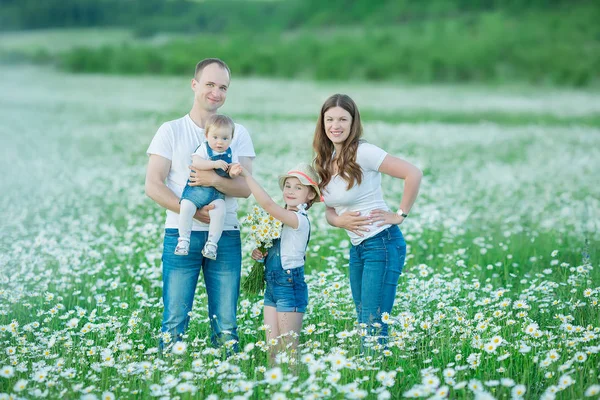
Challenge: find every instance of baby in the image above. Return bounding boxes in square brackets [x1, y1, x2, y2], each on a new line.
[175, 114, 240, 259]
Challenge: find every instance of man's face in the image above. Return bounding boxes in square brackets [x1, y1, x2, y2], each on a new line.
[192, 63, 230, 112]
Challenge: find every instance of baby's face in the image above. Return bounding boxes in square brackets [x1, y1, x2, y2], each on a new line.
[206, 126, 233, 153]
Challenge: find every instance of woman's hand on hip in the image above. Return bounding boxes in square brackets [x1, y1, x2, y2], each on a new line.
[369, 209, 404, 227]
[336, 211, 372, 237]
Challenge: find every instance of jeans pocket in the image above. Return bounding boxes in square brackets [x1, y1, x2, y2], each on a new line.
[276, 272, 294, 288]
[220, 230, 242, 248]
[384, 265, 402, 285]
[292, 271, 306, 289]
[384, 244, 406, 285]
[165, 229, 179, 238]
[221, 230, 241, 238]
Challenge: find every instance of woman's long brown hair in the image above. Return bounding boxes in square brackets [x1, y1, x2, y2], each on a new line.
[312, 94, 363, 192]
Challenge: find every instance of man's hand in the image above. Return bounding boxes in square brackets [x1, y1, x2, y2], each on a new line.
[213, 160, 229, 172]
[188, 166, 216, 187]
[193, 204, 215, 224]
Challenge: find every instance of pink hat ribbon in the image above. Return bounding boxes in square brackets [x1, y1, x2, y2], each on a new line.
[287, 170, 318, 187]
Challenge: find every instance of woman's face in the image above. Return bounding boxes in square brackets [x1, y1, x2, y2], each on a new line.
[323, 106, 353, 148]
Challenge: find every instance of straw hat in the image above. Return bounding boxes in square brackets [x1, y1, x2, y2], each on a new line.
[278, 162, 321, 202]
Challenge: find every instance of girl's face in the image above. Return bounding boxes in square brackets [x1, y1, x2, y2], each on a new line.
[323, 106, 353, 148]
[206, 126, 233, 152]
[282, 177, 316, 209]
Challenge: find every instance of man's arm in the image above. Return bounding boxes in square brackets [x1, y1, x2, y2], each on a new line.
[188, 156, 253, 198]
[145, 155, 180, 213]
[145, 154, 212, 223]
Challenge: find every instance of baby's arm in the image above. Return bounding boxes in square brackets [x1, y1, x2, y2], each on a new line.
[192, 155, 228, 172]
[229, 164, 300, 229]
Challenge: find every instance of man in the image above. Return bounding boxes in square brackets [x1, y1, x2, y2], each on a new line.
[145, 58, 255, 352]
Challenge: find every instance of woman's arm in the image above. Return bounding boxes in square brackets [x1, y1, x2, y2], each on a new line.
[326, 206, 372, 237]
[370, 154, 422, 226]
[229, 164, 300, 229]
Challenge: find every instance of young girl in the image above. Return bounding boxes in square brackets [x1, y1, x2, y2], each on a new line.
[176, 114, 241, 258]
[229, 162, 320, 360]
[312, 94, 422, 346]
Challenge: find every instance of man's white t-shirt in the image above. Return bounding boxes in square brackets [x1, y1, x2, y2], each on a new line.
[280, 210, 310, 270]
[322, 142, 390, 245]
[147, 114, 255, 231]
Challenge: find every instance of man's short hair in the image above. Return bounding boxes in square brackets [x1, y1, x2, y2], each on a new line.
[194, 58, 231, 80]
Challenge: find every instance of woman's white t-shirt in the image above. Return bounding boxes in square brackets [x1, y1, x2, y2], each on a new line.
[322, 142, 390, 245]
[280, 210, 310, 270]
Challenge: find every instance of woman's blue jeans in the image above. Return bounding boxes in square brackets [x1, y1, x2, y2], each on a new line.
[160, 228, 241, 352]
[349, 225, 406, 339]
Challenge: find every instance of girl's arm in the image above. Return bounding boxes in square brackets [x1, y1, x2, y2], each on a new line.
[370, 154, 422, 226]
[191, 155, 228, 171]
[229, 164, 300, 229]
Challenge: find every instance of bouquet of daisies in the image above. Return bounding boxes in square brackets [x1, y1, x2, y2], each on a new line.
[242, 206, 282, 295]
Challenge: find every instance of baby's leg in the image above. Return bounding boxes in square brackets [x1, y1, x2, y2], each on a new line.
[178, 199, 197, 242]
[207, 199, 226, 244]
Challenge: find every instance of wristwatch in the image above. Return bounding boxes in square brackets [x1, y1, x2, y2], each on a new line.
[396, 208, 408, 218]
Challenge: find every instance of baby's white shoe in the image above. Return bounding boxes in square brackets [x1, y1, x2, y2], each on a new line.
[175, 238, 190, 256]
[202, 241, 218, 260]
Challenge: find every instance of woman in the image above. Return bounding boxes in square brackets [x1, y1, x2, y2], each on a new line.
[313, 93, 422, 346]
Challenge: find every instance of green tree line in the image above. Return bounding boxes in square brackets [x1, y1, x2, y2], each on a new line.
[0, 0, 589, 35]
[57, 3, 599, 86]
[1, 0, 598, 86]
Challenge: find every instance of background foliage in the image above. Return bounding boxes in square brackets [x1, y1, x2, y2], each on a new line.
[1, 0, 598, 86]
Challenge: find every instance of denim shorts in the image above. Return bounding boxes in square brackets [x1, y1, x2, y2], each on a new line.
[180, 183, 225, 209]
[264, 266, 308, 313]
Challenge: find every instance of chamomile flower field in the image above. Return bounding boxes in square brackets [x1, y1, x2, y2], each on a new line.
[1, 65, 599, 399]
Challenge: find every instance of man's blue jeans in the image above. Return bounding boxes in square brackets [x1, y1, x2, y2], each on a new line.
[349, 225, 406, 339]
[160, 228, 241, 351]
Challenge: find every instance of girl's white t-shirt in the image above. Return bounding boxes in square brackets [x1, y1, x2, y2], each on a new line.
[322, 142, 390, 245]
[280, 210, 310, 270]
[146, 114, 255, 231]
